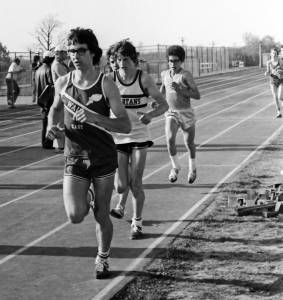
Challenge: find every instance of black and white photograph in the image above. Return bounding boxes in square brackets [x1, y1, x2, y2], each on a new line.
[0, 0, 283, 299]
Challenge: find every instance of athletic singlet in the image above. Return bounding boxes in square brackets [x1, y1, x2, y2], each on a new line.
[268, 60, 280, 72]
[162, 69, 192, 110]
[112, 69, 151, 144]
[61, 72, 117, 163]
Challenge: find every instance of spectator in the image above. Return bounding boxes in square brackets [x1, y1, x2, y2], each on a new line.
[35, 51, 55, 149]
[5, 57, 25, 108]
[51, 44, 69, 152]
[31, 55, 42, 103]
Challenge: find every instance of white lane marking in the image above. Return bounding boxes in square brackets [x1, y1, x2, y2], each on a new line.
[200, 74, 262, 92]
[0, 101, 274, 269]
[0, 130, 40, 143]
[0, 121, 40, 131]
[0, 221, 70, 265]
[0, 143, 40, 157]
[0, 154, 61, 178]
[150, 82, 267, 127]
[0, 179, 62, 209]
[92, 114, 283, 300]
[153, 90, 269, 142]
[0, 92, 271, 208]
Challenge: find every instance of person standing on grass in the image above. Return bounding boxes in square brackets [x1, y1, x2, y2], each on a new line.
[109, 40, 168, 240]
[46, 27, 131, 279]
[265, 48, 283, 118]
[160, 45, 200, 184]
[5, 57, 25, 108]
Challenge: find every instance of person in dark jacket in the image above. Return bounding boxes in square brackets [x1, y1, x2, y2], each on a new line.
[31, 55, 42, 103]
[35, 51, 55, 149]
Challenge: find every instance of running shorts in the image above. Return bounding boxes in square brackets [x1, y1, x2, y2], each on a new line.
[64, 156, 117, 180]
[116, 141, 153, 155]
[165, 108, 196, 130]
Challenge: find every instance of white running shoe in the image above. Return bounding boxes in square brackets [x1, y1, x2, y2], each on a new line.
[188, 169, 197, 184]
[169, 168, 180, 183]
[95, 256, 109, 279]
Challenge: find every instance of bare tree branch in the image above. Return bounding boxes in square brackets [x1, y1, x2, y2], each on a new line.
[32, 14, 62, 50]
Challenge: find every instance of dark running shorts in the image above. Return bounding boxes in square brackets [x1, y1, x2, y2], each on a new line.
[270, 75, 283, 88]
[64, 156, 117, 180]
[116, 141, 153, 155]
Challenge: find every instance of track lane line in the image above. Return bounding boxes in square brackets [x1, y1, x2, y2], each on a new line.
[93, 109, 283, 300]
[0, 101, 275, 269]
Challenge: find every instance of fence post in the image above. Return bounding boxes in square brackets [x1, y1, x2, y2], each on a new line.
[259, 42, 262, 68]
[157, 44, 160, 84]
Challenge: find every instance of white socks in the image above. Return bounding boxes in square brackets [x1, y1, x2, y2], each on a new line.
[169, 155, 181, 170]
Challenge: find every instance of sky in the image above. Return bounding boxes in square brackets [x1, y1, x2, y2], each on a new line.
[1, 0, 282, 51]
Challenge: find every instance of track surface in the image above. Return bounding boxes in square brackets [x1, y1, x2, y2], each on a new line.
[1, 68, 281, 300]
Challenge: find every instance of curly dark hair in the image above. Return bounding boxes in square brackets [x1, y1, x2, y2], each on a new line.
[166, 45, 186, 62]
[67, 27, 102, 65]
[112, 40, 139, 65]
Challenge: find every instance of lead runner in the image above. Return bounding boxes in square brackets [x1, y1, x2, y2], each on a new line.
[46, 27, 131, 279]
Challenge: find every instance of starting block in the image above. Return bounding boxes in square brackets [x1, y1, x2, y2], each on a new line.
[231, 184, 283, 217]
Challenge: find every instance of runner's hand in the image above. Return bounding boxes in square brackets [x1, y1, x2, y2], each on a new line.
[46, 126, 59, 140]
[137, 111, 151, 125]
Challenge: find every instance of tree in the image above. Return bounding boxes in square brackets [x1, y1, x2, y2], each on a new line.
[0, 42, 11, 73]
[261, 35, 281, 53]
[0, 42, 10, 60]
[33, 15, 62, 51]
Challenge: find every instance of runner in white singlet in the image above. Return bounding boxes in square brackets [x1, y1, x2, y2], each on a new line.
[108, 40, 168, 240]
[160, 45, 200, 184]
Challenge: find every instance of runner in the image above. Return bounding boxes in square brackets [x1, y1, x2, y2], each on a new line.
[106, 44, 119, 72]
[160, 45, 200, 184]
[265, 48, 283, 117]
[46, 27, 131, 279]
[109, 40, 168, 239]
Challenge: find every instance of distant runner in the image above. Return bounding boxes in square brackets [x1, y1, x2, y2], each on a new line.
[160, 45, 200, 183]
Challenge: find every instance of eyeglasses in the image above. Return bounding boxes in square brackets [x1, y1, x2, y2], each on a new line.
[68, 48, 89, 55]
[169, 59, 180, 63]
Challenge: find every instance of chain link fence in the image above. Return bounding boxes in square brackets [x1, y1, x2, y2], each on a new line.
[0, 46, 255, 98]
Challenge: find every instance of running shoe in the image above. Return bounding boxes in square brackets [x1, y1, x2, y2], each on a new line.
[110, 206, 124, 219]
[168, 168, 180, 183]
[95, 256, 110, 279]
[87, 183, 95, 212]
[130, 224, 143, 240]
[188, 169, 197, 184]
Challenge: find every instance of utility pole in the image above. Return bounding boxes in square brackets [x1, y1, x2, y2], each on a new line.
[259, 41, 262, 68]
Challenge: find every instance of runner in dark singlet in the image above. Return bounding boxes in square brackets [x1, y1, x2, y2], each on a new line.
[46, 27, 131, 279]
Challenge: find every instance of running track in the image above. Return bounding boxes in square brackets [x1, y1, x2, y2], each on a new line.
[1, 68, 282, 300]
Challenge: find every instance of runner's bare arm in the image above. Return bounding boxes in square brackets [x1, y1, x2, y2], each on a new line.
[174, 70, 200, 100]
[159, 71, 166, 95]
[138, 72, 168, 124]
[265, 61, 271, 76]
[47, 76, 66, 130]
[74, 76, 131, 134]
